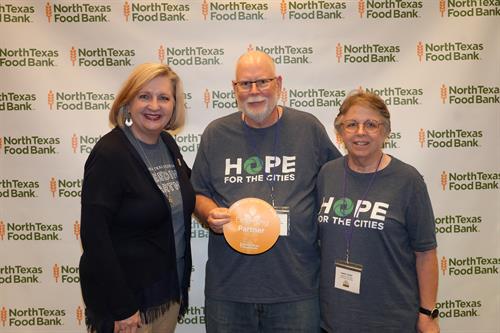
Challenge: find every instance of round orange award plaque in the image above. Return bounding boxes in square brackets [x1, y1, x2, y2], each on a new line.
[223, 197, 280, 255]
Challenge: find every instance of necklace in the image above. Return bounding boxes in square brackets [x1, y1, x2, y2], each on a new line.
[347, 152, 385, 173]
[341, 153, 384, 263]
[133, 135, 174, 206]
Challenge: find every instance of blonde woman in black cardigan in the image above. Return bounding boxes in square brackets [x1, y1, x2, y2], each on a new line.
[79, 63, 195, 333]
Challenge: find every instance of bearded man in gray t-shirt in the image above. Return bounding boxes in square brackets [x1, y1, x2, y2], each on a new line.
[191, 50, 341, 333]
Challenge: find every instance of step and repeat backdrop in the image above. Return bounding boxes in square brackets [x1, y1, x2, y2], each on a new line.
[0, 0, 499, 332]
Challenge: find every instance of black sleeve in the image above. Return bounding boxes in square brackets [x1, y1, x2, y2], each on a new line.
[80, 143, 138, 320]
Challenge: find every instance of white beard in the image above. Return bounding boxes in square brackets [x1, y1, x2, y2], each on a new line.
[238, 95, 277, 124]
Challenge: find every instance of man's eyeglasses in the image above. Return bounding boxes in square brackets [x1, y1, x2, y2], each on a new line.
[341, 120, 384, 134]
[233, 78, 277, 92]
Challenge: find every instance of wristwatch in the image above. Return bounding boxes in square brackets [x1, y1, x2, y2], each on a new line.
[419, 306, 439, 319]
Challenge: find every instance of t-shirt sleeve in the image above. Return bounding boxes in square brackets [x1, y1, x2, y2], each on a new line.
[315, 163, 328, 207]
[191, 129, 214, 198]
[405, 173, 437, 252]
[315, 118, 342, 166]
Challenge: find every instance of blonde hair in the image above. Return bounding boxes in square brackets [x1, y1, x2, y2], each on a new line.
[109, 63, 185, 130]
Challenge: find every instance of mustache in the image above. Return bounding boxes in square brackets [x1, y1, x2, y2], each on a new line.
[245, 96, 266, 103]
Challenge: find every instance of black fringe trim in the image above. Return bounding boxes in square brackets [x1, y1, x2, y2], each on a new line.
[84, 309, 113, 333]
[140, 299, 178, 324]
[84, 298, 186, 333]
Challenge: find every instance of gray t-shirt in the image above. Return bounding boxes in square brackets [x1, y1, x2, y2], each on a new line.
[316, 156, 437, 332]
[124, 127, 185, 262]
[191, 107, 341, 303]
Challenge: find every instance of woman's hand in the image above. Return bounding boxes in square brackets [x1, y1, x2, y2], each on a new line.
[417, 313, 440, 333]
[114, 311, 141, 333]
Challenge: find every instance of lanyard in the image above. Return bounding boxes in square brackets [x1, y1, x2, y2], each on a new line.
[342, 153, 383, 263]
[242, 109, 281, 206]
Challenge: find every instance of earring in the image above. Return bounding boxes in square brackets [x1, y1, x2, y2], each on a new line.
[124, 111, 133, 127]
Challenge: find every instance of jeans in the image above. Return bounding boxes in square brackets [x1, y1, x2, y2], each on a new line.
[205, 296, 320, 333]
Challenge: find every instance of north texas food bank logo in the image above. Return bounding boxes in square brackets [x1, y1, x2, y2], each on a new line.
[441, 256, 448, 275]
[0, 306, 84, 327]
[417, 42, 424, 61]
[69, 47, 77, 65]
[441, 84, 448, 103]
[278, 0, 346, 20]
[418, 128, 482, 150]
[158, 45, 167, 64]
[0, 221, 5, 240]
[202, 88, 288, 109]
[157, 44, 223, 66]
[52, 264, 80, 283]
[69, 47, 135, 67]
[335, 43, 399, 63]
[439, 170, 499, 191]
[416, 41, 483, 62]
[202, 89, 236, 110]
[48, 90, 54, 109]
[336, 43, 343, 62]
[70, 134, 101, 154]
[441, 171, 448, 190]
[1, 306, 6, 326]
[201, 0, 267, 21]
[204, 89, 210, 108]
[440, 256, 500, 276]
[358, 0, 365, 17]
[45, 1, 110, 23]
[123, 1, 189, 22]
[49, 177, 57, 197]
[439, 0, 446, 17]
[280, 0, 286, 18]
[76, 306, 83, 325]
[418, 129, 425, 147]
[357, 0, 422, 18]
[202, 0, 208, 19]
[280, 88, 288, 106]
[438, 0, 499, 17]
[47, 90, 113, 112]
[45, 2, 52, 22]
[49, 178, 82, 198]
[439, 84, 500, 104]
[74, 221, 80, 240]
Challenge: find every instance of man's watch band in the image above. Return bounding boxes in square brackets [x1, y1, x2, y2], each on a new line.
[419, 306, 439, 319]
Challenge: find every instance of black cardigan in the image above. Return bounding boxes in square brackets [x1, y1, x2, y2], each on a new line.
[79, 127, 195, 329]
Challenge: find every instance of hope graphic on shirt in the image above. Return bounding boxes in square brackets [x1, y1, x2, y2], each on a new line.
[223, 155, 296, 184]
[317, 196, 389, 231]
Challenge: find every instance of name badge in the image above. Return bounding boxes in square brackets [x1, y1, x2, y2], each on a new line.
[274, 206, 290, 236]
[334, 260, 363, 294]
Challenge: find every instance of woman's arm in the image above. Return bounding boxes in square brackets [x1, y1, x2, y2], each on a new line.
[415, 248, 440, 333]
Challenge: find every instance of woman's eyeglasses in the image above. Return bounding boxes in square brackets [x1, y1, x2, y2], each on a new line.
[341, 120, 384, 134]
